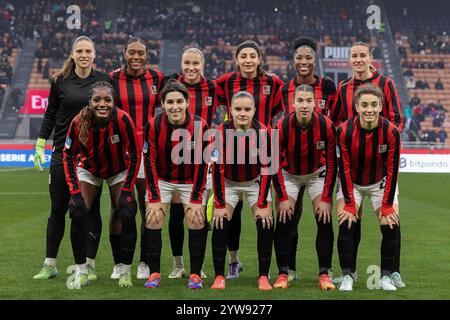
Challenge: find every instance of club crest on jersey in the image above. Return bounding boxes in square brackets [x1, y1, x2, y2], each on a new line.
[316, 141, 325, 150]
[317, 99, 326, 109]
[263, 85, 271, 95]
[204, 96, 213, 106]
[211, 149, 219, 162]
[65, 137, 72, 149]
[151, 85, 157, 94]
[110, 134, 120, 144]
[379, 144, 387, 153]
[143, 142, 149, 154]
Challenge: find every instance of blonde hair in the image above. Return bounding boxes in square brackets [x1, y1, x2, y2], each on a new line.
[52, 36, 95, 81]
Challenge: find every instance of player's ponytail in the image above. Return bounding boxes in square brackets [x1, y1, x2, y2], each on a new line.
[52, 36, 95, 81]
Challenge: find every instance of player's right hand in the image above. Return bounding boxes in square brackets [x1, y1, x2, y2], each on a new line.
[33, 138, 46, 172]
[212, 207, 228, 229]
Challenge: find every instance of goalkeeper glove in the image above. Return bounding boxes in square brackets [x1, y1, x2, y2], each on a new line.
[34, 138, 46, 172]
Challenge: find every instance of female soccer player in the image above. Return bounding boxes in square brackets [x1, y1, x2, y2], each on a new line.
[273, 37, 337, 282]
[142, 79, 210, 289]
[210, 91, 274, 291]
[33, 36, 110, 281]
[63, 81, 140, 289]
[330, 42, 405, 288]
[335, 85, 401, 291]
[272, 85, 337, 290]
[215, 40, 284, 280]
[109, 37, 164, 280]
[164, 48, 224, 280]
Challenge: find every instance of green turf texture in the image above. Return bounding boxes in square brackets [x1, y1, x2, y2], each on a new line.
[0, 168, 449, 299]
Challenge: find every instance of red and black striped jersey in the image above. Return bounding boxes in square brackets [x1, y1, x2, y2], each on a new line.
[143, 112, 209, 204]
[337, 116, 401, 216]
[163, 73, 225, 127]
[212, 119, 272, 209]
[272, 112, 337, 203]
[330, 70, 403, 131]
[274, 75, 336, 116]
[63, 107, 140, 195]
[109, 67, 164, 149]
[215, 71, 284, 127]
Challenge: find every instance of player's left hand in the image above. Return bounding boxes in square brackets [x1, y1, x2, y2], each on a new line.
[186, 202, 205, 225]
[315, 201, 332, 224]
[145, 202, 165, 225]
[379, 211, 400, 229]
[338, 210, 356, 229]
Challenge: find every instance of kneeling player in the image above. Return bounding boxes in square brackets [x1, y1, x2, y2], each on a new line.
[142, 79, 209, 289]
[210, 91, 274, 291]
[336, 85, 401, 291]
[273, 84, 337, 290]
[63, 82, 140, 289]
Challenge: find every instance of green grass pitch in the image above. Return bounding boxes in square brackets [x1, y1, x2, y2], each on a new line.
[0, 168, 449, 300]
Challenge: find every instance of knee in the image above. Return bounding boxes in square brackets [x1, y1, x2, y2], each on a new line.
[187, 219, 204, 230]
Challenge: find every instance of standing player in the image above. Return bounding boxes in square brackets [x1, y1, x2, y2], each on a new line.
[272, 85, 337, 290]
[63, 82, 140, 289]
[109, 38, 164, 280]
[142, 80, 210, 289]
[163, 48, 224, 279]
[335, 85, 401, 291]
[33, 36, 110, 281]
[215, 40, 284, 279]
[273, 37, 336, 282]
[330, 42, 404, 287]
[210, 91, 274, 291]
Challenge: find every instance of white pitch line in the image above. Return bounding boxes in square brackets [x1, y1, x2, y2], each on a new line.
[0, 168, 36, 173]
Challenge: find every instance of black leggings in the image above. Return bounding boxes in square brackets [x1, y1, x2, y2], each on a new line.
[46, 164, 102, 260]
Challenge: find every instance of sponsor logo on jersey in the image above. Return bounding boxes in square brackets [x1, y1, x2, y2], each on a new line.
[110, 134, 120, 144]
[316, 141, 325, 150]
[379, 144, 387, 153]
[65, 137, 72, 149]
[263, 85, 271, 95]
[317, 99, 326, 109]
[204, 96, 213, 106]
[151, 85, 157, 94]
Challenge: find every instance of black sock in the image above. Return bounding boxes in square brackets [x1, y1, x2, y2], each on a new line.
[288, 234, 298, 271]
[140, 234, 146, 264]
[351, 219, 361, 273]
[86, 211, 102, 260]
[227, 201, 242, 251]
[188, 228, 207, 276]
[337, 221, 356, 276]
[274, 219, 290, 275]
[143, 228, 162, 274]
[212, 219, 229, 277]
[315, 215, 334, 275]
[169, 203, 185, 257]
[380, 225, 398, 276]
[394, 224, 401, 273]
[256, 219, 274, 277]
[109, 234, 121, 265]
[70, 208, 88, 265]
[288, 190, 303, 270]
[119, 210, 137, 265]
[46, 215, 66, 258]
